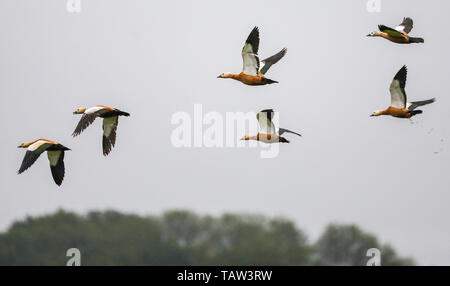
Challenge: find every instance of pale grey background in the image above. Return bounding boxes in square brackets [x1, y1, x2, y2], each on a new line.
[1, 0, 449, 265]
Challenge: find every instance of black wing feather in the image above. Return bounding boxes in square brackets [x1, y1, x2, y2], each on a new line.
[260, 48, 287, 75]
[50, 152, 65, 186]
[245, 26, 260, 55]
[394, 65, 408, 89]
[408, 98, 435, 111]
[18, 151, 42, 174]
[378, 25, 397, 33]
[102, 119, 118, 156]
[278, 128, 302, 137]
[72, 113, 98, 137]
[399, 17, 413, 34]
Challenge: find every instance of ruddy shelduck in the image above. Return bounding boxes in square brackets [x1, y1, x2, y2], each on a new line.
[367, 17, 424, 44]
[371, 66, 435, 118]
[17, 139, 70, 186]
[72, 105, 130, 156]
[218, 27, 287, 86]
[242, 109, 301, 143]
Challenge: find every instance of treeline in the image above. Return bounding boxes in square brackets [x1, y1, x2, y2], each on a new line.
[0, 210, 414, 266]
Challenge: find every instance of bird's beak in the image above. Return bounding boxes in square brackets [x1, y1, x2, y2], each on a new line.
[17, 145, 21, 148]
[370, 114, 374, 117]
[73, 111, 77, 114]
[217, 75, 222, 78]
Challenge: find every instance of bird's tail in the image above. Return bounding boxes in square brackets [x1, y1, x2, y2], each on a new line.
[117, 110, 130, 116]
[409, 37, 424, 43]
[263, 78, 279, 85]
[409, 110, 423, 117]
[278, 137, 290, 143]
[57, 144, 71, 151]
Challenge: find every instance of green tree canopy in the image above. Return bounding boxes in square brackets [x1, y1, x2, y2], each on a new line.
[0, 210, 414, 266]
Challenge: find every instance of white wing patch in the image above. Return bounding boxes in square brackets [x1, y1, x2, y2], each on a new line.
[395, 26, 405, 33]
[389, 79, 406, 108]
[85, 106, 104, 114]
[47, 151, 61, 167]
[103, 116, 118, 137]
[257, 111, 276, 134]
[28, 140, 51, 153]
[241, 43, 259, 76]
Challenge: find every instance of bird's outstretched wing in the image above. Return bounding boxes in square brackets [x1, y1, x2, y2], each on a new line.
[102, 116, 119, 156]
[241, 26, 260, 76]
[408, 98, 435, 111]
[47, 151, 65, 186]
[389, 65, 408, 108]
[278, 128, 302, 137]
[395, 17, 413, 34]
[18, 141, 52, 174]
[256, 109, 276, 134]
[72, 113, 98, 136]
[260, 48, 287, 75]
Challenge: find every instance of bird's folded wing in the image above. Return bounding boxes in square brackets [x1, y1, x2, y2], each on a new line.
[378, 25, 406, 38]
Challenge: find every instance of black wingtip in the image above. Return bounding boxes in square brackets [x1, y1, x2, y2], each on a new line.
[248, 26, 259, 40]
[394, 65, 408, 82]
[245, 26, 260, 54]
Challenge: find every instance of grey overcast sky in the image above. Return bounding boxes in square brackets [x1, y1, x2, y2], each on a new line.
[1, 0, 449, 265]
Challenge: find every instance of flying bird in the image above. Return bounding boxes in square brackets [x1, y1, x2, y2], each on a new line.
[241, 109, 301, 143]
[17, 139, 70, 186]
[72, 105, 130, 156]
[367, 17, 424, 44]
[371, 66, 435, 118]
[218, 26, 287, 86]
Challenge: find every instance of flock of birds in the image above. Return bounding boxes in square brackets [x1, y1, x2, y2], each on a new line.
[17, 17, 435, 187]
[17, 106, 130, 186]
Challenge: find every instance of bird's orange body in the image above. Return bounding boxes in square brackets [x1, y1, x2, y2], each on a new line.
[231, 73, 266, 86]
[378, 106, 412, 118]
[377, 33, 410, 44]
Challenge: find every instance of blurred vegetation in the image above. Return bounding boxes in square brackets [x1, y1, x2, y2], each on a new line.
[0, 210, 414, 266]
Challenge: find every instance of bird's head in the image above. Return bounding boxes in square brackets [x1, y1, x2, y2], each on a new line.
[17, 142, 32, 148]
[73, 108, 87, 114]
[240, 135, 256, 141]
[217, 72, 233, 79]
[370, 110, 384, 117]
[366, 31, 380, 37]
